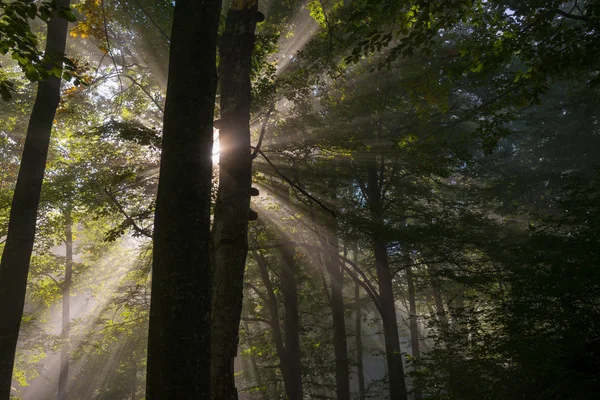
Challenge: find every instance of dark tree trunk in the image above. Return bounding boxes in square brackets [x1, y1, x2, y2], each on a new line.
[354, 281, 366, 400]
[322, 220, 350, 400]
[146, 0, 221, 398]
[211, 1, 259, 399]
[0, 2, 71, 396]
[278, 245, 304, 400]
[58, 208, 73, 400]
[406, 266, 422, 400]
[366, 161, 408, 400]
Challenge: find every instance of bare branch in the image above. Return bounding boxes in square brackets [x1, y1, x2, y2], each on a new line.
[251, 106, 274, 160]
[103, 189, 153, 238]
[253, 148, 336, 217]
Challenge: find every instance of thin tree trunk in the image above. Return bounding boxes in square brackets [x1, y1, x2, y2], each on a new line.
[366, 161, 408, 400]
[252, 249, 293, 397]
[0, 2, 71, 396]
[146, 0, 221, 398]
[406, 266, 422, 400]
[211, 1, 260, 399]
[278, 245, 304, 400]
[323, 221, 350, 400]
[429, 266, 448, 329]
[242, 321, 269, 400]
[293, 156, 350, 399]
[354, 281, 366, 400]
[58, 207, 73, 400]
[131, 354, 137, 400]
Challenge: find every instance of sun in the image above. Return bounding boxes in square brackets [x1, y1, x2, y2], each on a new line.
[212, 129, 220, 164]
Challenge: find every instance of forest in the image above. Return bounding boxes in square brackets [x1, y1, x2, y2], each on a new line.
[1, 0, 599, 399]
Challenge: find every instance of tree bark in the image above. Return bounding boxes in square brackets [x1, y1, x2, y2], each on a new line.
[406, 265, 422, 400]
[146, 0, 221, 398]
[211, 1, 259, 399]
[0, 2, 71, 396]
[354, 281, 366, 400]
[366, 160, 408, 400]
[58, 207, 73, 400]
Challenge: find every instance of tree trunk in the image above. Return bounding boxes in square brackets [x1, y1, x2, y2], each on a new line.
[146, 0, 221, 398]
[131, 354, 137, 400]
[278, 245, 304, 400]
[242, 321, 269, 400]
[354, 281, 366, 400]
[211, 1, 259, 399]
[366, 161, 408, 400]
[406, 266, 422, 400]
[252, 249, 293, 396]
[0, 2, 71, 396]
[58, 207, 73, 400]
[323, 220, 350, 400]
[429, 265, 448, 329]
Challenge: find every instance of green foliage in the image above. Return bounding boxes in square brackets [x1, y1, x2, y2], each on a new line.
[0, 0, 82, 100]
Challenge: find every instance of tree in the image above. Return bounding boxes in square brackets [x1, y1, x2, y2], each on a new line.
[145, 0, 221, 398]
[0, 1, 72, 396]
[211, 1, 261, 399]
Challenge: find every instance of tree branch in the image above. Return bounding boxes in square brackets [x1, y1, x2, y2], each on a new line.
[253, 148, 336, 217]
[103, 189, 153, 238]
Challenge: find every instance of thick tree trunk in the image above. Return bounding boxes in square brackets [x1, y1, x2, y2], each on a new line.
[278, 245, 304, 400]
[146, 0, 221, 398]
[366, 161, 408, 400]
[406, 266, 422, 400]
[354, 282, 366, 400]
[323, 221, 350, 400]
[211, 2, 259, 399]
[0, 2, 71, 396]
[58, 208, 73, 400]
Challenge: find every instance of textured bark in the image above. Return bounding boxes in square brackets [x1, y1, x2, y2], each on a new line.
[366, 161, 408, 400]
[58, 208, 73, 400]
[406, 266, 422, 400]
[322, 220, 350, 400]
[0, 2, 71, 396]
[279, 246, 304, 400]
[354, 282, 366, 400]
[211, 1, 259, 399]
[145, 0, 221, 398]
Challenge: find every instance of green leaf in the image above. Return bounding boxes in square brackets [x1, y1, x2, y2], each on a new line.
[25, 66, 39, 81]
[27, 4, 37, 19]
[60, 9, 77, 22]
[0, 85, 12, 101]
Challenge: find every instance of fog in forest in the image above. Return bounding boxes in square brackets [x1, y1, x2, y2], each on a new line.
[1, 1, 599, 399]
